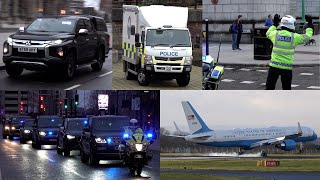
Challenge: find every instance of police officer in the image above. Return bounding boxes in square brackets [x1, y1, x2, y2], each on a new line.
[265, 14, 313, 90]
[127, 118, 143, 134]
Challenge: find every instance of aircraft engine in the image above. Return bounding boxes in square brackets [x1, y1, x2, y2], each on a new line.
[276, 139, 296, 151]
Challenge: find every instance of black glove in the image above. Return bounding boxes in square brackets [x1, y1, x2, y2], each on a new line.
[305, 14, 314, 29]
[273, 14, 281, 27]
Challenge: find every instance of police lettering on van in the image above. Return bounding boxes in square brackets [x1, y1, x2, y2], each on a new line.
[160, 52, 178, 56]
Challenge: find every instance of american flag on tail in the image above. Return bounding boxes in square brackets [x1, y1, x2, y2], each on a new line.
[187, 115, 194, 120]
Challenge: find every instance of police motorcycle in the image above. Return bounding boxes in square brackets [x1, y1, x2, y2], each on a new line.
[202, 35, 224, 90]
[119, 128, 153, 176]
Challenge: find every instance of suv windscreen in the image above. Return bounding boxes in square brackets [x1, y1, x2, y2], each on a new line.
[67, 120, 86, 131]
[146, 29, 191, 47]
[38, 118, 63, 128]
[24, 120, 34, 127]
[27, 18, 76, 33]
[92, 117, 129, 132]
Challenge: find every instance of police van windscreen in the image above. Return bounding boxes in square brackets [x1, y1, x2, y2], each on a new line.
[38, 118, 63, 128]
[27, 18, 76, 33]
[67, 120, 86, 131]
[92, 117, 130, 132]
[146, 29, 191, 47]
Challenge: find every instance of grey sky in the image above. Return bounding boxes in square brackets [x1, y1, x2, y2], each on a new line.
[84, 0, 100, 10]
[160, 91, 320, 134]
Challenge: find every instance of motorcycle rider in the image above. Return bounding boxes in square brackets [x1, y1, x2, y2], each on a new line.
[265, 14, 313, 90]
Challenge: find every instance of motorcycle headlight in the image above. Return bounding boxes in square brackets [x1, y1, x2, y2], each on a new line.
[4, 126, 9, 130]
[135, 144, 143, 152]
[144, 55, 152, 64]
[95, 137, 106, 143]
[39, 131, 46, 136]
[24, 130, 30, 133]
[67, 135, 75, 139]
[11, 127, 15, 130]
[184, 56, 193, 65]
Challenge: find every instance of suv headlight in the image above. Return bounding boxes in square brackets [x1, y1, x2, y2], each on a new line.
[135, 144, 143, 151]
[39, 131, 46, 136]
[144, 55, 152, 64]
[67, 135, 75, 139]
[95, 137, 106, 143]
[184, 56, 193, 65]
[24, 130, 30, 133]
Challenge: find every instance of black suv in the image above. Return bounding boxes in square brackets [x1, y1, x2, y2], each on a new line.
[80, 116, 130, 165]
[19, 118, 35, 143]
[31, 116, 63, 149]
[57, 118, 88, 156]
[3, 15, 107, 79]
[6, 116, 30, 140]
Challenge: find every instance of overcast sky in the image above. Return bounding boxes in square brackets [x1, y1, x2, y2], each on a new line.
[160, 91, 320, 134]
[84, 0, 100, 10]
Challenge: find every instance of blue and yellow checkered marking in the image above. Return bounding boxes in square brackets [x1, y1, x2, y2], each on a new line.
[122, 42, 146, 61]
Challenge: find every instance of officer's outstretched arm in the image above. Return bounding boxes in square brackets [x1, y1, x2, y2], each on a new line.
[294, 28, 313, 46]
[266, 25, 277, 43]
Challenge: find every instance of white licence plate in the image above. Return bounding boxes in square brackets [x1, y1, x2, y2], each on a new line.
[49, 139, 57, 141]
[18, 47, 37, 53]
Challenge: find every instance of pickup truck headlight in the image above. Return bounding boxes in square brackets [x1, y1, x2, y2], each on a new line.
[49, 39, 63, 45]
[135, 144, 143, 151]
[184, 56, 193, 65]
[39, 131, 46, 136]
[24, 130, 30, 133]
[95, 137, 106, 143]
[67, 135, 75, 139]
[144, 55, 152, 64]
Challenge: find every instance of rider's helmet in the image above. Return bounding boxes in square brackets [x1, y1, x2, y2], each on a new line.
[129, 118, 138, 127]
[280, 15, 296, 30]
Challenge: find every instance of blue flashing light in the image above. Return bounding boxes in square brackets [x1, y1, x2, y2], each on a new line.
[123, 133, 129, 139]
[84, 120, 88, 124]
[48, 131, 53, 135]
[51, 119, 55, 122]
[107, 137, 112, 144]
[147, 133, 153, 138]
[20, 120, 24, 123]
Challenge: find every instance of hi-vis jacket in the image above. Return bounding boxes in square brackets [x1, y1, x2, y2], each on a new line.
[266, 26, 313, 70]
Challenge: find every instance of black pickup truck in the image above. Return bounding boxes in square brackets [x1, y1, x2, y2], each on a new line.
[3, 15, 108, 79]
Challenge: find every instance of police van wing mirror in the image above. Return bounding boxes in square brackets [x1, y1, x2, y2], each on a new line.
[131, 25, 135, 35]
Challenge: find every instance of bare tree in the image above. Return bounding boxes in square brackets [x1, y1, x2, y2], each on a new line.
[160, 127, 170, 135]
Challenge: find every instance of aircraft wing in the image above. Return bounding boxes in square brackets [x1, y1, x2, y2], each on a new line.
[250, 122, 303, 148]
[164, 134, 186, 138]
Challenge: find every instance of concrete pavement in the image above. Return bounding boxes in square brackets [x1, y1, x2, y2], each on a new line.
[204, 34, 320, 66]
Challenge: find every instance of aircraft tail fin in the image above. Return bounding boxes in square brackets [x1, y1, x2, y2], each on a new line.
[181, 101, 213, 134]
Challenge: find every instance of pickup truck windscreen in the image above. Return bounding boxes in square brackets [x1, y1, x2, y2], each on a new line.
[67, 120, 86, 131]
[38, 118, 63, 128]
[146, 29, 191, 47]
[92, 117, 129, 132]
[27, 18, 76, 33]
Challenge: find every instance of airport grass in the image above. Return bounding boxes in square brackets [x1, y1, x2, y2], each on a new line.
[160, 153, 320, 157]
[161, 173, 268, 180]
[161, 159, 320, 172]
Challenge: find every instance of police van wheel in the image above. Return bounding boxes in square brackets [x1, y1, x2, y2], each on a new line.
[137, 69, 150, 86]
[176, 72, 190, 87]
[92, 48, 104, 71]
[6, 64, 23, 78]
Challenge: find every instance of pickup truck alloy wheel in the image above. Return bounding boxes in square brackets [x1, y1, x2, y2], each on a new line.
[5, 64, 23, 78]
[91, 48, 104, 71]
[137, 69, 149, 86]
[64, 52, 76, 79]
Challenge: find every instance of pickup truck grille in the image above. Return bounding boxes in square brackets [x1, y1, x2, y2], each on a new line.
[154, 57, 182, 61]
[12, 48, 45, 58]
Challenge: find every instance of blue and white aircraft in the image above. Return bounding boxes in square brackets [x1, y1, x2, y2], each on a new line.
[171, 101, 318, 157]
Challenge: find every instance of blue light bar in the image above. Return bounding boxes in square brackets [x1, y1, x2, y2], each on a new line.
[107, 137, 112, 144]
[20, 121, 24, 123]
[48, 131, 53, 135]
[123, 133, 129, 139]
[147, 133, 153, 138]
[51, 119, 55, 122]
[84, 120, 88, 124]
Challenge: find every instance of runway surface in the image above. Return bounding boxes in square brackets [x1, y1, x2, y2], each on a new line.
[161, 169, 320, 180]
[161, 155, 320, 160]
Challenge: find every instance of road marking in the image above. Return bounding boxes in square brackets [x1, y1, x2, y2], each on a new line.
[256, 70, 268, 72]
[64, 84, 81, 90]
[224, 67, 234, 70]
[239, 68, 252, 71]
[291, 84, 300, 88]
[63, 166, 86, 178]
[98, 71, 112, 77]
[240, 81, 255, 84]
[300, 73, 314, 76]
[307, 86, 320, 89]
[221, 79, 235, 82]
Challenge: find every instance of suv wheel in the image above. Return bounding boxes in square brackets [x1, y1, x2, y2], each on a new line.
[80, 149, 89, 163]
[6, 64, 23, 78]
[91, 48, 104, 71]
[176, 72, 190, 87]
[63, 52, 76, 79]
[137, 69, 150, 86]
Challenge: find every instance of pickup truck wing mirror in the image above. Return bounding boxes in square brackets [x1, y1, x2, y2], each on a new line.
[19, 27, 25, 32]
[78, 29, 89, 35]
